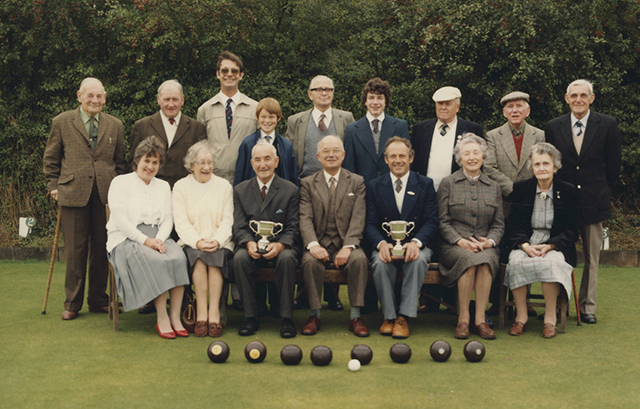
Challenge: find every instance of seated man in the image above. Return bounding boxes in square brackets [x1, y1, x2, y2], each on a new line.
[365, 137, 439, 339]
[233, 141, 301, 338]
[299, 135, 369, 337]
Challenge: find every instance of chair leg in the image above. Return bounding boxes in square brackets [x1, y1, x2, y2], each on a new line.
[571, 269, 581, 326]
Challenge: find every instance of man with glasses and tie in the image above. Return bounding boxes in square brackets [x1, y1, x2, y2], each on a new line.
[410, 86, 483, 314]
[43, 77, 127, 320]
[545, 79, 621, 325]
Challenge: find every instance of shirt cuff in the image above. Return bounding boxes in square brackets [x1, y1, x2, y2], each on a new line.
[307, 241, 320, 250]
[488, 239, 496, 248]
[376, 240, 387, 250]
[411, 238, 422, 249]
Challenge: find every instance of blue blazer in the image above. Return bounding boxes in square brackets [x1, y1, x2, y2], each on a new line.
[343, 115, 410, 184]
[410, 118, 483, 176]
[234, 131, 299, 187]
[365, 171, 439, 251]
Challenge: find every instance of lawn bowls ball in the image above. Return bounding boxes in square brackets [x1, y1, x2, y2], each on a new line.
[463, 340, 486, 362]
[389, 343, 412, 364]
[429, 340, 452, 362]
[207, 341, 230, 363]
[244, 341, 267, 363]
[350, 344, 373, 365]
[280, 345, 303, 366]
[310, 345, 333, 366]
[348, 359, 361, 372]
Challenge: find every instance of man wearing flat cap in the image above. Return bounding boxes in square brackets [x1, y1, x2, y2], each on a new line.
[410, 86, 482, 313]
[484, 91, 545, 201]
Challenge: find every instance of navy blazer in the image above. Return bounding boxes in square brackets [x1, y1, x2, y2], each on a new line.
[365, 171, 439, 251]
[506, 177, 580, 267]
[545, 111, 621, 224]
[410, 118, 483, 176]
[233, 131, 299, 187]
[343, 115, 410, 184]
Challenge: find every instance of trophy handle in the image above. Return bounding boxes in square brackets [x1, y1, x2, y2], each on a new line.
[381, 222, 391, 235]
[272, 223, 284, 236]
[405, 222, 415, 235]
[249, 220, 259, 235]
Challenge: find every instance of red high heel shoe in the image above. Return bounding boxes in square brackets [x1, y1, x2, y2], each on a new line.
[172, 324, 189, 337]
[156, 323, 176, 339]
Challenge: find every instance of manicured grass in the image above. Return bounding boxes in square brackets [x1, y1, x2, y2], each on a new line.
[1, 261, 638, 409]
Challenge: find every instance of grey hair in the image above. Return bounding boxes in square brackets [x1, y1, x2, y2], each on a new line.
[316, 135, 344, 154]
[309, 75, 334, 91]
[78, 77, 105, 94]
[453, 133, 488, 164]
[158, 79, 183, 96]
[566, 79, 594, 95]
[251, 139, 278, 158]
[133, 136, 165, 170]
[528, 142, 562, 171]
[183, 140, 216, 172]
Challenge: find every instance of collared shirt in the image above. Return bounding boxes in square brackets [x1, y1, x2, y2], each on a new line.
[80, 108, 99, 135]
[159, 110, 181, 147]
[462, 169, 481, 182]
[509, 121, 526, 137]
[312, 107, 333, 129]
[570, 111, 590, 154]
[257, 174, 275, 195]
[260, 129, 276, 144]
[307, 169, 347, 250]
[216, 91, 241, 115]
[366, 111, 385, 133]
[427, 117, 458, 190]
[377, 171, 422, 250]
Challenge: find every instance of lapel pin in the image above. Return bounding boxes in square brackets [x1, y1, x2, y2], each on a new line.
[407, 191, 415, 195]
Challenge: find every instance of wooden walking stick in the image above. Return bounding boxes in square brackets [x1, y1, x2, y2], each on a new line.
[42, 205, 62, 315]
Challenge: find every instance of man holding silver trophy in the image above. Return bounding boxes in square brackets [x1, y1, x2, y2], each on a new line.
[232, 141, 301, 338]
[365, 137, 439, 339]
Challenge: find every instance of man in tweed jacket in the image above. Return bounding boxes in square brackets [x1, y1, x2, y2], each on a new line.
[43, 77, 127, 320]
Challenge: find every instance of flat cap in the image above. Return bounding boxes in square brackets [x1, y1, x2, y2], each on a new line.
[432, 86, 462, 102]
[500, 91, 529, 105]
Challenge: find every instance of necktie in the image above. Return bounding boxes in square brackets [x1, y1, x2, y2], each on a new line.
[226, 98, 233, 138]
[169, 118, 175, 125]
[394, 179, 402, 193]
[89, 117, 98, 150]
[329, 176, 337, 195]
[440, 123, 448, 136]
[261, 185, 267, 201]
[318, 114, 327, 133]
[575, 121, 583, 136]
[265, 134, 271, 143]
[372, 119, 379, 134]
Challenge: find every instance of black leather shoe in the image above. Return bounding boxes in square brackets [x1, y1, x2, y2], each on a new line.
[580, 313, 597, 324]
[238, 318, 259, 336]
[280, 318, 297, 338]
[327, 299, 344, 311]
[137, 302, 156, 314]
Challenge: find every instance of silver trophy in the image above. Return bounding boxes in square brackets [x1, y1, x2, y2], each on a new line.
[381, 220, 415, 260]
[249, 220, 284, 254]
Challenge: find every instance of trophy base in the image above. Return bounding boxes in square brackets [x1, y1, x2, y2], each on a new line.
[391, 250, 405, 260]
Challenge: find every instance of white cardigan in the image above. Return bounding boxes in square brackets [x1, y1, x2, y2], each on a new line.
[106, 172, 173, 252]
[172, 174, 234, 251]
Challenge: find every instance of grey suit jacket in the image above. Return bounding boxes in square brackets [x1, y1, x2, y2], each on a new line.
[299, 168, 366, 249]
[129, 112, 207, 188]
[43, 107, 127, 207]
[285, 108, 355, 174]
[484, 121, 545, 197]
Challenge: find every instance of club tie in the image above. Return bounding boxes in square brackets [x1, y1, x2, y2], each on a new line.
[440, 123, 448, 136]
[261, 185, 267, 201]
[318, 114, 327, 133]
[265, 134, 271, 143]
[226, 98, 233, 138]
[329, 176, 337, 195]
[575, 120, 583, 136]
[88, 117, 98, 150]
[394, 179, 402, 193]
[169, 118, 175, 125]
[372, 119, 379, 134]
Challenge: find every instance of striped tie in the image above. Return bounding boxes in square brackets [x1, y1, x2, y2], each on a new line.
[226, 98, 233, 138]
[440, 123, 448, 136]
[575, 121, 583, 136]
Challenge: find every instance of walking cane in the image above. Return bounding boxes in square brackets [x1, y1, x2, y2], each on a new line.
[42, 205, 62, 315]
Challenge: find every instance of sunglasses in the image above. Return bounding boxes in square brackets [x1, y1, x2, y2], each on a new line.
[219, 67, 240, 75]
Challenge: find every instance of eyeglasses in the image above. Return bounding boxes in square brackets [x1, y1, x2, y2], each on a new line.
[310, 88, 334, 93]
[219, 68, 240, 75]
[195, 160, 214, 166]
[320, 148, 343, 155]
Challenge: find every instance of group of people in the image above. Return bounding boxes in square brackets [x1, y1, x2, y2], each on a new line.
[43, 51, 621, 341]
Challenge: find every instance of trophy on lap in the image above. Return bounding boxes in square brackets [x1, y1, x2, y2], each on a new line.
[249, 220, 284, 254]
[382, 221, 415, 260]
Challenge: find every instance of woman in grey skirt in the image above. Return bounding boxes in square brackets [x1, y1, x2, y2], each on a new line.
[173, 141, 234, 338]
[106, 136, 189, 339]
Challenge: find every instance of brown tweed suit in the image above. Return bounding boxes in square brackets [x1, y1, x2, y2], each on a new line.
[43, 107, 127, 311]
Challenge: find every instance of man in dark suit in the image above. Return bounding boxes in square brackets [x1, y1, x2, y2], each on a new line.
[410, 86, 483, 313]
[233, 141, 301, 338]
[365, 137, 439, 338]
[545, 79, 621, 324]
[299, 135, 369, 337]
[344, 77, 410, 185]
[43, 77, 127, 320]
[129, 79, 207, 188]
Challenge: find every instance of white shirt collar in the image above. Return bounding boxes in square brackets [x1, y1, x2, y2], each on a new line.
[571, 111, 590, 127]
[260, 129, 276, 144]
[312, 107, 333, 127]
[323, 169, 341, 186]
[366, 111, 386, 123]
[257, 174, 275, 192]
[159, 110, 181, 126]
[436, 117, 458, 134]
[391, 171, 410, 189]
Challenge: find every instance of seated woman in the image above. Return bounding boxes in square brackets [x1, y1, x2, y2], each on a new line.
[106, 136, 189, 339]
[504, 142, 579, 339]
[173, 141, 234, 338]
[437, 133, 504, 340]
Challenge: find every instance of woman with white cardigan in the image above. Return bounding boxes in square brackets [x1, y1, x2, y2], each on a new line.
[173, 140, 234, 337]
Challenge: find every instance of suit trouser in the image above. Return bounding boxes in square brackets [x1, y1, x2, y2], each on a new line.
[371, 248, 433, 320]
[234, 247, 299, 319]
[60, 184, 109, 311]
[579, 222, 603, 315]
[301, 246, 368, 311]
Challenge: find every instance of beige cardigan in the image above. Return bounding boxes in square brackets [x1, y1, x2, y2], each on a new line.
[172, 174, 234, 251]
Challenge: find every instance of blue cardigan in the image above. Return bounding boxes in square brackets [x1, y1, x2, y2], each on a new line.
[233, 130, 299, 187]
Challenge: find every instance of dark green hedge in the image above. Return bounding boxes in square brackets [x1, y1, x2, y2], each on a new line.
[1, 0, 639, 241]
